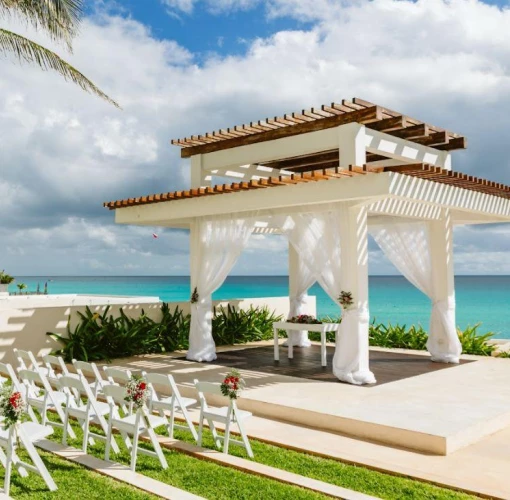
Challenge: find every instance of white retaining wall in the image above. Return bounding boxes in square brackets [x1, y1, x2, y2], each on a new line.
[0, 295, 315, 365]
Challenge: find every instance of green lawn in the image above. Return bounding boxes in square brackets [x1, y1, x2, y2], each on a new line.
[44, 418, 327, 500]
[38, 412, 479, 500]
[171, 428, 479, 500]
[4, 447, 157, 499]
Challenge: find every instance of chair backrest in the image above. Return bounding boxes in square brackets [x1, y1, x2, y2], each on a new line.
[194, 380, 230, 414]
[142, 372, 179, 400]
[102, 384, 127, 407]
[103, 366, 132, 385]
[0, 362, 23, 392]
[14, 349, 40, 370]
[43, 355, 69, 379]
[18, 368, 46, 399]
[73, 360, 104, 383]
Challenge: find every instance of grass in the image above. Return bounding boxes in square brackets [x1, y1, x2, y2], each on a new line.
[170, 428, 478, 500]
[4, 447, 157, 499]
[43, 416, 327, 500]
[42, 412, 477, 500]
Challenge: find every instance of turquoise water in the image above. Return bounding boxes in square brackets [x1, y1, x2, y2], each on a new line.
[9, 276, 510, 338]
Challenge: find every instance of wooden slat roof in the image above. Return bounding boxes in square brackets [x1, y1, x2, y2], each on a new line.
[104, 164, 510, 211]
[171, 98, 466, 158]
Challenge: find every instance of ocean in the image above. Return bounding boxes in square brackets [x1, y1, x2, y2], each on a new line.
[8, 275, 510, 338]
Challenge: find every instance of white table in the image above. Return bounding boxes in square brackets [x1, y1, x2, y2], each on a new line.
[273, 321, 340, 367]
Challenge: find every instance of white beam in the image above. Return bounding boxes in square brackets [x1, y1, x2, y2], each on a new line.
[389, 172, 510, 219]
[114, 174, 391, 226]
[365, 129, 451, 168]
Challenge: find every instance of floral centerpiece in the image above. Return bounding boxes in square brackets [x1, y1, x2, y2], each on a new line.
[124, 374, 149, 411]
[287, 314, 322, 324]
[220, 369, 245, 400]
[0, 386, 26, 429]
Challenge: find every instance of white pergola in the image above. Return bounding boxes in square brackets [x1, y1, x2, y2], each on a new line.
[105, 98, 510, 385]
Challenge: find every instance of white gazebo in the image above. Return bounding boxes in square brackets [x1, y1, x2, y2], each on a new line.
[104, 98, 510, 385]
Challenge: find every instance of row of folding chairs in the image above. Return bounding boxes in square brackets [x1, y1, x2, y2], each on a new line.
[1, 349, 254, 489]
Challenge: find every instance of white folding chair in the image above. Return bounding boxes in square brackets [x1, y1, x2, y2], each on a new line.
[0, 421, 57, 495]
[0, 363, 38, 423]
[18, 369, 76, 439]
[103, 384, 167, 472]
[13, 349, 49, 377]
[72, 360, 109, 397]
[103, 367, 133, 414]
[142, 371, 198, 441]
[59, 375, 120, 454]
[42, 354, 75, 388]
[194, 380, 254, 458]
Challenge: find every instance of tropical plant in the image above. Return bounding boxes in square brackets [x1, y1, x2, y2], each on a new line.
[16, 282, 27, 294]
[48, 303, 282, 362]
[0, 0, 118, 107]
[456, 324, 496, 357]
[212, 305, 283, 346]
[0, 270, 14, 284]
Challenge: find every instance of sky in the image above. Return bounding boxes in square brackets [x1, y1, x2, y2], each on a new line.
[1, 0, 510, 276]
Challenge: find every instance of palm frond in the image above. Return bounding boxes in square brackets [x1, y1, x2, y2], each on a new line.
[0, 27, 120, 108]
[0, 0, 83, 50]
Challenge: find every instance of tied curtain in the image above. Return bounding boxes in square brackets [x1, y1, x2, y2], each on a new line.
[187, 216, 257, 362]
[285, 253, 315, 347]
[369, 222, 461, 363]
[282, 208, 375, 385]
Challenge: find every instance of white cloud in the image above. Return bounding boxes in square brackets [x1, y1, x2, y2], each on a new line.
[1, 1, 510, 276]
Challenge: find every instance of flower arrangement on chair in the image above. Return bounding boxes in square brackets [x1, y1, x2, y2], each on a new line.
[125, 375, 149, 411]
[220, 369, 245, 400]
[0, 386, 27, 429]
[287, 314, 322, 324]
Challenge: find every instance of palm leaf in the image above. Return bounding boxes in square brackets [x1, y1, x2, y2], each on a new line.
[0, 0, 82, 50]
[0, 28, 119, 107]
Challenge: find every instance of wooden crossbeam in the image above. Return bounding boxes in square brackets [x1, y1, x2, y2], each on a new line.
[179, 106, 382, 158]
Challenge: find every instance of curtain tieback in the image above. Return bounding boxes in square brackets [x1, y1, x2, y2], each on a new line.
[432, 298, 456, 309]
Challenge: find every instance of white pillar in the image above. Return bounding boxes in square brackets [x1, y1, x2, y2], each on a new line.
[333, 205, 376, 384]
[427, 209, 461, 363]
[190, 154, 211, 188]
[286, 243, 312, 347]
[338, 123, 366, 168]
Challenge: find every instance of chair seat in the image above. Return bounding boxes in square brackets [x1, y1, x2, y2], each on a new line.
[20, 422, 54, 442]
[29, 389, 66, 406]
[0, 422, 54, 444]
[152, 396, 196, 411]
[114, 413, 167, 432]
[68, 400, 110, 419]
[203, 406, 252, 422]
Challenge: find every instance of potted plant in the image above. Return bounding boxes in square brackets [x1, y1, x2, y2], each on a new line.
[0, 271, 14, 297]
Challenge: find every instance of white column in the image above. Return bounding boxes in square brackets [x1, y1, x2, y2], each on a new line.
[333, 205, 376, 384]
[427, 209, 461, 362]
[190, 154, 211, 188]
[286, 243, 312, 347]
[338, 123, 366, 168]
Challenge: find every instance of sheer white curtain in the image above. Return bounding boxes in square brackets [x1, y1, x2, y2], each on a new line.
[286, 252, 316, 347]
[283, 207, 375, 385]
[370, 222, 461, 363]
[187, 215, 257, 362]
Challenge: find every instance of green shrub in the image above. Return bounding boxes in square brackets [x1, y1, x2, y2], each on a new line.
[457, 323, 496, 356]
[47, 303, 190, 362]
[48, 304, 500, 362]
[48, 303, 281, 362]
[212, 305, 283, 346]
